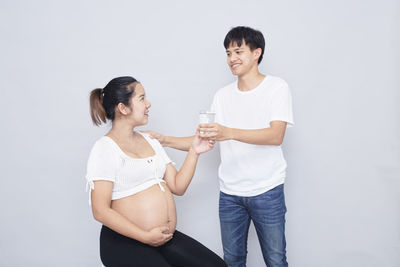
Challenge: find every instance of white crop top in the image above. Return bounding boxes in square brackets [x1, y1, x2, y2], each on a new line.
[85, 132, 174, 204]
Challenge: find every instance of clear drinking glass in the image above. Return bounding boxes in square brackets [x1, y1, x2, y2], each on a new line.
[199, 110, 215, 134]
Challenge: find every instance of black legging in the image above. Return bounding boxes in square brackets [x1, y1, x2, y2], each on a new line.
[100, 225, 227, 267]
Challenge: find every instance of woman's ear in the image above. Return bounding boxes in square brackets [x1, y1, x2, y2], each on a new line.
[116, 102, 131, 116]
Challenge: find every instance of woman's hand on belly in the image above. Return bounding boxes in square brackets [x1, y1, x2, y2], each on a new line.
[145, 225, 173, 246]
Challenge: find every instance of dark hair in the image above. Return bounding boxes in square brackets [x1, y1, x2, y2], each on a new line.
[90, 76, 139, 126]
[223, 26, 265, 64]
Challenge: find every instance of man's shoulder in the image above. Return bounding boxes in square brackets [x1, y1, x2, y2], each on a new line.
[214, 80, 237, 97]
[264, 75, 289, 90]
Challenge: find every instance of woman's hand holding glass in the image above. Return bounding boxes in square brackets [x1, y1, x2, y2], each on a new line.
[191, 128, 215, 155]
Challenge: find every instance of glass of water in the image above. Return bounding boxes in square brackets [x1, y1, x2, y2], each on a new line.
[199, 110, 215, 134]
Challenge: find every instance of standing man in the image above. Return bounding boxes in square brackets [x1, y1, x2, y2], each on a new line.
[150, 26, 293, 267]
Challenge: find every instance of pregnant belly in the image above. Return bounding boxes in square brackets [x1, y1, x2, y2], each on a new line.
[111, 184, 177, 232]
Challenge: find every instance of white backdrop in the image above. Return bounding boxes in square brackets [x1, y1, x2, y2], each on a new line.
[0, 0, 399, 266]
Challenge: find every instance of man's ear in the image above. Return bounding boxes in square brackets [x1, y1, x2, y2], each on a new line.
[254, 48, 262, 61]
[116, 102, 131, 116]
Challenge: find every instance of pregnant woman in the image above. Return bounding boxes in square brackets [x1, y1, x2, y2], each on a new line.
[86, 76, 226, 267]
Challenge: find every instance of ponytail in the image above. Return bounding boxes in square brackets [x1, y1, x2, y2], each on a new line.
[89, 88, 107, 126]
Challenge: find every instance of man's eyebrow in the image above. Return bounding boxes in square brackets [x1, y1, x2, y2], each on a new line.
[138, 93, 145, 98]
[226, 47, 242, 52]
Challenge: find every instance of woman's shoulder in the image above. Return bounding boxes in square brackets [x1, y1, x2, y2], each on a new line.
[90, 136, 119, 155]
[137, 131, 150, 139]
[138, 131, 163, 150]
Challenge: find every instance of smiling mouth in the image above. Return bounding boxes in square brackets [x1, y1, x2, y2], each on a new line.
[231, 63, 241, 69]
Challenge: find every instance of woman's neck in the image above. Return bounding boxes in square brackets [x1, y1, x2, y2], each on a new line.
[107, 120, 138, 141]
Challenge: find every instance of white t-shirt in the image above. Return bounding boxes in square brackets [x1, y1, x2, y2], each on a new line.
[210, 75, 294, 197]
[85, 132, 173, 204]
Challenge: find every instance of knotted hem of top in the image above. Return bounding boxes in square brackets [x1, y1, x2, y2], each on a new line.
[85, 178, 167, 205]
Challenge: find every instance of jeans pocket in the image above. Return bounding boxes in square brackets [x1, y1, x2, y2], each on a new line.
[251, 185, 286, 223]
[219, 192, 247, 223]
[255, 184, 284, 200]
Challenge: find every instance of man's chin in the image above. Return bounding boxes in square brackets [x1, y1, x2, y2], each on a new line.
[230, 69, 240, 75]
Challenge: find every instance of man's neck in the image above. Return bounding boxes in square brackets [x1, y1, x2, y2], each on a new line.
[237, 68, 265, 92]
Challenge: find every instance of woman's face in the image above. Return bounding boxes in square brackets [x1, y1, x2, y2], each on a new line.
[128, 83, 151, 126]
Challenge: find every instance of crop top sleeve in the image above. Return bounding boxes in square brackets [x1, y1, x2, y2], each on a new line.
[85, 139, 119, 204]
[86, 139, 119, 183]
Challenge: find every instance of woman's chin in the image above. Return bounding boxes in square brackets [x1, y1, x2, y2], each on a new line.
[132, 116, 149, 127]
[142, 117, 149, 125]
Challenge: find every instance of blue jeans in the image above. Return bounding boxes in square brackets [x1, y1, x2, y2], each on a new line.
[219, 184, 288, 267]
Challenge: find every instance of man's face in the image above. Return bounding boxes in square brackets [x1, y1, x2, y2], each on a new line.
[226, 41, 260, 76]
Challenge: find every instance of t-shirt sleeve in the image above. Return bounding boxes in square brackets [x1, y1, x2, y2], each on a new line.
[86, 140, 118, 183]
[210, 93, 221, 124]
[270, 82, 294, 128]
[210, 94, 217, 113]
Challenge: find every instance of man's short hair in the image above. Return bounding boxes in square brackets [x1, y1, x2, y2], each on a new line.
[224, 26, 265, 64]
